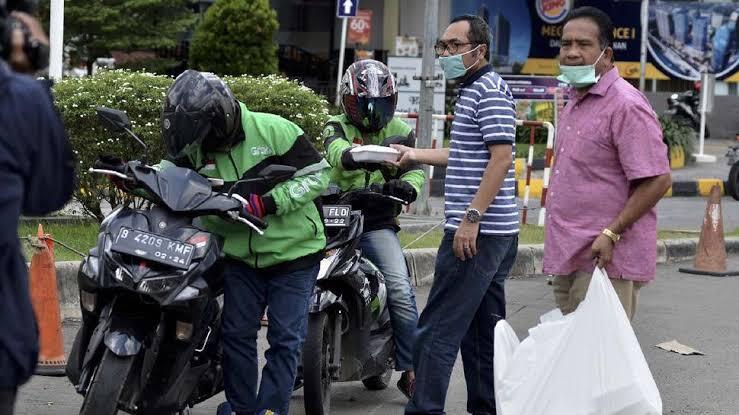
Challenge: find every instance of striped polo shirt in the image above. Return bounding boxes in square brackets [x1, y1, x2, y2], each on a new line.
[445, 65, 519, 235]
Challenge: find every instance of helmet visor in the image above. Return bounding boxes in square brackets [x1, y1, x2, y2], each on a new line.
[357, 96, 396, 131]
[162, 110, 212, 159]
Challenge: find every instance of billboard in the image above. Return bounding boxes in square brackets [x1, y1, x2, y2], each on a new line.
[451, 0, 739, 82]
[648, 1, 739, 81]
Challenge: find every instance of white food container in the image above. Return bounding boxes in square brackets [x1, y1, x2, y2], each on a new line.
[349, 145, 400, 163]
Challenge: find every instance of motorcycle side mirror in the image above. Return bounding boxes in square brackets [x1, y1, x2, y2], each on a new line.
[97, 107, 132, 133]
[96, 106, 149, 164]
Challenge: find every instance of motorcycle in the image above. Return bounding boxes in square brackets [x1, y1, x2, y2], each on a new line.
[299, 183, 409, 415]
[663, 88, 711, 139]
[726, 142, 739, 201]
[66, 107, 295, 415]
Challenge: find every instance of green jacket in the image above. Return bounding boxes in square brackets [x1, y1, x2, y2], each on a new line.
[322, 114, 425, 231]
[160, 103, 330, 271]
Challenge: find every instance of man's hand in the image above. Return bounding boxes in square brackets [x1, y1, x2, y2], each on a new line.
[591, 234, 615, 268]
[383, 179, 417, 204]
[243, 194, 268, 218]
[389, 144, 417, 169]
[453, 220, 480, 261]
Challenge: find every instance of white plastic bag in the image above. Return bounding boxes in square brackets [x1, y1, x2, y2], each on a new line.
[494, 268, 663, 415]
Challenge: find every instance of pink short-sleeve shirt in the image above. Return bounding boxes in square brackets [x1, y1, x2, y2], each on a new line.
[543, 67, 670, 282]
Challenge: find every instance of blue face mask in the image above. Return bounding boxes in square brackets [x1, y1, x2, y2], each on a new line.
[557, 49, 606, 88]
[438, 45, 481, 80]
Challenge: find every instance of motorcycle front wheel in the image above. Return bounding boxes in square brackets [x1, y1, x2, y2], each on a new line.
[79, 349, 136, 415]
[302, 312, 335, 415]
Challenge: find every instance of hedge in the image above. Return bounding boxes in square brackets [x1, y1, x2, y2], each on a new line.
[53, 70, 330, 221]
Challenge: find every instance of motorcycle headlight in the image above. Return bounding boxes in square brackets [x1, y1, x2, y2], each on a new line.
[137, 275, 184, 295]
[670, 93, 679, 100]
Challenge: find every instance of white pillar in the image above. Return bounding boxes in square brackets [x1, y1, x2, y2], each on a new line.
[48, 0, 64, 80]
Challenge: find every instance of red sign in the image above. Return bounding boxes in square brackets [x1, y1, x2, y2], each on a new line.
[347, 9, 372, 45]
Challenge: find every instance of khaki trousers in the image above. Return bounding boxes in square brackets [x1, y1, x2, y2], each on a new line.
[552, 271, 646, 321]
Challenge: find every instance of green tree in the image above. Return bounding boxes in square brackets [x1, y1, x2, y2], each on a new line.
[40, 0, 195, 75]
[189, 0, 278, 76]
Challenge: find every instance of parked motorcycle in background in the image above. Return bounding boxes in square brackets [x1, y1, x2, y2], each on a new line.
[726, 141, 739, 201]
[663, 82, 711, 139]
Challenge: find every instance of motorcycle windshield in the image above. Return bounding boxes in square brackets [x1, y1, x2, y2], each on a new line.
[130, 164, 241, 214]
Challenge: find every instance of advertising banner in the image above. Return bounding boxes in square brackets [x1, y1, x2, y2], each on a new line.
[348, 9, 372, 45]
[649, 1, 739, 81]
[451, 0, 739, 81]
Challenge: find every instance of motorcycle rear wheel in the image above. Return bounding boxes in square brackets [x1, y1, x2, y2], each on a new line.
[727, 162, 739, 201]
[79, 349, 135, 415]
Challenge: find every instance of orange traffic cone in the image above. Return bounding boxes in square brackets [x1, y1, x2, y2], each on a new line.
[28, 224, 66, 375]
[679, 185, 739, 277]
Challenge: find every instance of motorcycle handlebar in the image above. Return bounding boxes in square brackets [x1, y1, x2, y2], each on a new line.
[337, 188, 409, 206]
[226, 194, 268, 235]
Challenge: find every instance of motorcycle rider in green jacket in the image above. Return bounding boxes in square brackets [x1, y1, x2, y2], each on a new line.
[322, 60, 425, 398]
[158, 70, 330, 415]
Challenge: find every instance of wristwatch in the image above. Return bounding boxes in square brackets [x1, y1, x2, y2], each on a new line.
[602, 228, 621, 243]
[465, 208, 481, 224]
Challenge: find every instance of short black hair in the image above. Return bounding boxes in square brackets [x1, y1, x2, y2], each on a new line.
[563, 6, 614, 49]
[450, 14, 491, 54]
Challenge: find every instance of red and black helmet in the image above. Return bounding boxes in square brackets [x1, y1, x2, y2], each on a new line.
[340, 59, 398, 132]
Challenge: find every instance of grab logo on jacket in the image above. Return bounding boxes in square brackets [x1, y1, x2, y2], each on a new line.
[251, 146, 274, 156]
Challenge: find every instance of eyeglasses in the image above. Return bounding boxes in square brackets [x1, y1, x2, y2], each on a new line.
[434, 40, 477, 55]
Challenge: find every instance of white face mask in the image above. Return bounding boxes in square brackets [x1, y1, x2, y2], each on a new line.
[557, 49, 606, 88]
[438, 45, 482, 79]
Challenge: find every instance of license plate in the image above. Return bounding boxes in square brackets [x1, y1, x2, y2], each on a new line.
[112, 228, 194, 270]
[322, 205, 351, 227]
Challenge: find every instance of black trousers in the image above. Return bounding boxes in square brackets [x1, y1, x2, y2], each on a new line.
[0, 389, 16, 415]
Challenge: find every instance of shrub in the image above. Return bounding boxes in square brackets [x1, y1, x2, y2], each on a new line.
[223, 74, 330, 142]
[189, 0, 278, 76]
[53, 70, 172, 221]
[660, 116, 695, 162]
[116, 57, 183, 75]
[53, 70, 330, 221]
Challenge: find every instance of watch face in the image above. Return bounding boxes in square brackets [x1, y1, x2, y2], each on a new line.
[466, 209, 481, 223]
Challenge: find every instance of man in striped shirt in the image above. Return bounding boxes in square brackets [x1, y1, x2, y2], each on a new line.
[393, 14, 518, 415]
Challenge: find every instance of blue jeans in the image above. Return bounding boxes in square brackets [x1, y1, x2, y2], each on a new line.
[406, 231, 518, 415]
[221, 259, 319, 415]
[359, 228, 419, 371]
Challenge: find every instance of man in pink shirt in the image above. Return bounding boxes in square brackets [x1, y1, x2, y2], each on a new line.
[543, 6, 672, 320]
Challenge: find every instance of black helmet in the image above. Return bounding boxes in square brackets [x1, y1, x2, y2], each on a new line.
[340, 59, 398, 132]
[161, 70, 241, 160]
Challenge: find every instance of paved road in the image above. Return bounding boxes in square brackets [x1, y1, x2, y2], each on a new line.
[16, 259, 739, 414]
[400, 196, 739, 233]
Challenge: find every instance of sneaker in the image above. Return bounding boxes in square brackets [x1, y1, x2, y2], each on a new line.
[397, 371, 415, 399]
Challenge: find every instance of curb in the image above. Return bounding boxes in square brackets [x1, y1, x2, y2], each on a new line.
[668, 179, 728, 197]
[431, 177, 728, 199]
[48, 237, 739, 319]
